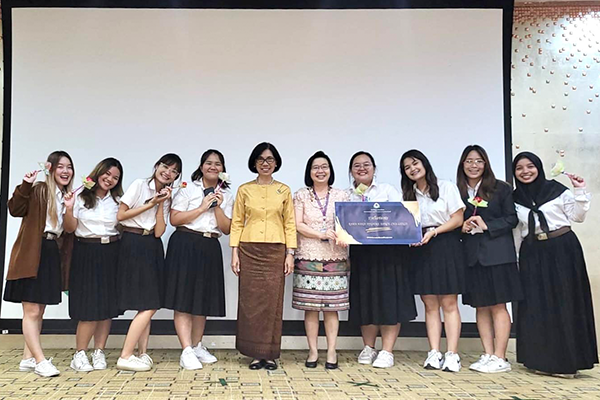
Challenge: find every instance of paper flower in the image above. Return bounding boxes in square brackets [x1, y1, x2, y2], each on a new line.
[73, 176, 96, 193]
[215, 172, 232, 191]
[468, 196, 488, 216]
[37, 161, 51, 176]
[354, 183, 369, 201]
[550, 159, 573, 178]
[218, 172, 231, 183]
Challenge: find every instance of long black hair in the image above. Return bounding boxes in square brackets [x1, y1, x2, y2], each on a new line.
[80, 158, 124, 209]
[399, 149, 439, 201]
[456, 145, 497, 201]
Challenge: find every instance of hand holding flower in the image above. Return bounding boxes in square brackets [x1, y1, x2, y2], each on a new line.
[568, 173, 585, 188]
[64, 191, 76, 209]
[23, 170, 39, 184]
[37, 162, 51, 176]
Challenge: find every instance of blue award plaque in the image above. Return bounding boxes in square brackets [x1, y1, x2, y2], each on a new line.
[335, 202, 422, 245]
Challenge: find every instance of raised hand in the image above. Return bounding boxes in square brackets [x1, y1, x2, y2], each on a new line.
[23, 170, 39, 184]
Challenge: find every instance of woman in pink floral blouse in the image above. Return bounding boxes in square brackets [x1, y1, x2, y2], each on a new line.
[293, 151, 350, 370]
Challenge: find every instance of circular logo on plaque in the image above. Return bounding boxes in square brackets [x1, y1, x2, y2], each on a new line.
[373, 203, 380, 209]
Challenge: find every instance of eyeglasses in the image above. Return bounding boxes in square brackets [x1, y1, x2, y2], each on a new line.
[311, 164, 330, 171]
[464, 159, 485, 166]
[352, 162, 373, 170]
[160, 163, 180, 175]
[256, 157, 276, 165]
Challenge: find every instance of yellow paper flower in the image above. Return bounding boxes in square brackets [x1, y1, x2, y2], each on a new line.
[550, 159, 565, 177]
[354, 183, 368, 196]
[82, 176, 96, 190]
[468, 196, 488, 208]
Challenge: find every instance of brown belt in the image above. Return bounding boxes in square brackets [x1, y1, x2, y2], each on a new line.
[76, 236, 120, 244]
[536, 226, 571, 241]
[177, 227, 219, 239]
[122, 226, 155, 236]
[43, 232, 58, 241]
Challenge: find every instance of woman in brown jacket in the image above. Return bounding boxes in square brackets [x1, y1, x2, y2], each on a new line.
[3, 150, 74, 377]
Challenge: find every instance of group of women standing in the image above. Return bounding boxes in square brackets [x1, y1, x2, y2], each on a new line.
[3, 143, 596, 378]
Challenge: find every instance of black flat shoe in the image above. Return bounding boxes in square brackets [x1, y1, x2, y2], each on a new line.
[249, 359, 265, 370]
[305, 359, 318, 368]
[325, 361, 338, 370]
[264, 360, 278, 370]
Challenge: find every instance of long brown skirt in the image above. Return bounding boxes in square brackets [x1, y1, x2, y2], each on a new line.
[236, 242, 285, 360]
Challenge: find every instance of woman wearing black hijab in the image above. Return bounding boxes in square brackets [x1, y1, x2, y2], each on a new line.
[513, 152, 597, 377]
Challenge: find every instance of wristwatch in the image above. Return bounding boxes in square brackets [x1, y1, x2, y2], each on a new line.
[286, 249, 295, 256]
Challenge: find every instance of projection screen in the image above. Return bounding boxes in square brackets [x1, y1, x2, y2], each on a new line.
[0, 2, 512, 336]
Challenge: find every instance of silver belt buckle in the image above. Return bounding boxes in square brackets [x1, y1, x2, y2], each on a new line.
[142, 229, 151, 236]
[203, 232, 212, 238]
[537, 232, 548, 241]
[101, 237, 110, 244]
[45, 233, 54, 240]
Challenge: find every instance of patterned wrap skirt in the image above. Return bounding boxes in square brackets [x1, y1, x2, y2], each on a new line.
[236, 242, 285, 360]
[292, 259, 349, 312]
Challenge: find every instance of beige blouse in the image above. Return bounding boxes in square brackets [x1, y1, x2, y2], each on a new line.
[294, 187, 349, 262]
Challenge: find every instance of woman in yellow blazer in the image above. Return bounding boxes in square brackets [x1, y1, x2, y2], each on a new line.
[230, 142, 297, 371]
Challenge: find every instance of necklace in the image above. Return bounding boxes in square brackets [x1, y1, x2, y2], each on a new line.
[256, 177, 274, 185]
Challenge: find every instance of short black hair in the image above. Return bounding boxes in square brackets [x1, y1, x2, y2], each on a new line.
[248, 142, 282, 173]
[304, 151, 335, 187]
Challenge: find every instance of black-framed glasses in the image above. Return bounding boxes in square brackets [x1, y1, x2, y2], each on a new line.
[256, 157, 276, 165]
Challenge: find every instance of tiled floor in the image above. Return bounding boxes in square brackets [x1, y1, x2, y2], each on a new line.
[0, 349, 599, 399]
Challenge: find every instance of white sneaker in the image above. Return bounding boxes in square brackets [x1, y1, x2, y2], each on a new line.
[423, 349, 443, 370]
[34, 358, 60, 377]
[357, 346, 378, 365]
[193, 343, 217, 364]
[92, 349, 107, 370]
[372, 350, 394, 368]
[180, 346, 203, 370]
[469, 354, 491, 372]
[442, 351, 461, 372]
[70, 350, 94, 372]
[116, 355, 151, 372]
[484, 355, 511, 373]
[19, 357, 36, 372]
[138, 353, 153, 367]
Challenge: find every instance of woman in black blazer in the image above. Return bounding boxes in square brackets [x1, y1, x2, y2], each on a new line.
[456, 145, 523, 374]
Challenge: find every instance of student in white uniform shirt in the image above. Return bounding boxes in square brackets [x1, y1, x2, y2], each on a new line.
[512, 152, 597, 377]
[399, 149, 465, 373]
[164, 150, 233, 370]
[115, 153, 183, 372]
[348, 151, 417, 369]
[63, 158, 123, 372]
[4, 151, 74, 378]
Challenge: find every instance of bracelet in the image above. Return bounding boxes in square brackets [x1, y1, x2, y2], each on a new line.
[286, 249, 295, 256]
[433, 228, 438, 238]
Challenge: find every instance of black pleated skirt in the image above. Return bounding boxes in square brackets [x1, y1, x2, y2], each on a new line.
[3, 239, 62, 305]
[116, 232, 165, 312]
[463, 262, 523, 308]
[69, 239, 120, 321]
[349, 245, 416, 326]
[163, 230, 225, 316]
[516, 231, 598, 374]
[409, 230, 465, 295]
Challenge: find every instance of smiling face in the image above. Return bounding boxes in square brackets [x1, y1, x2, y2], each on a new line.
[97, 166, 121, 192]
[202, 153, 224, 182]
[351, 154, 375, 186]
[463, 150, 485, 181]
[53, 156, 74, 187]
[402, 157, 426, 182]
[155, 162, 180, 185]
[255, 149, 276, 177]
[310, 157, 330, 186]
[514, 157, 539, 184]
